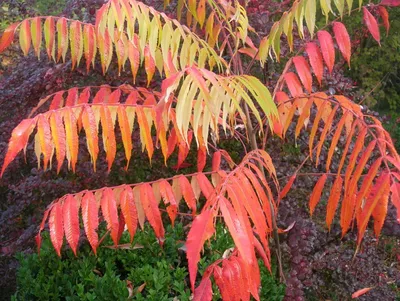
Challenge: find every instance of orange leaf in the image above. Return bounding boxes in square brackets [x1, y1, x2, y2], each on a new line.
[139, 184, 165, 241]
[63, 195, 80, 256]
[120, 186, 138, 243]
[390, 182, 400, 223]
[178, 176, 197, 214]
[117, 106, 133, 169]
[82, 105, 100, 170]
[1, 119, 36, 177]
[69, 21, 83, 70]
[357, 173, 390, 244]
[0, 22, 18, 53]
[326, 176, 343, 230]
[318, 30, 335, 74]
[128, 38, 140, 83]
[309, 100, 328, 158]
[310, 174, 328, 216]
[326, 112, 348, 171]
[56, 17, 68, 62]
[158, 180, 178, 226]
[284, 72, 303, 97]
[30, 17, 42, 58]
[49, 202, 64, 257]
[49, 112, 66, 174]
[293, 56, 313, 93]
[83, 25, 96, 72]
[144, 46, 155, 86]
[37, 115, 54, 170]
[316, 105, 338, 166]
[101, 188, 120, 246]
[378, 6, 390, 35]
[352, 287, 373, 298]
[81, 191, 99, 254]
[136, 107, 154, 161]
[280, 174, 296, 199]
[186, 209, 215, 291]
[372, 187, 389, 238]
[63, 108, 79, 172]
[19, 19, 31, 56]
[306, 42, 324, 85]
[100, 106, 116, 171]
[363, 7, 381, 45]
[44, 17, 55, 60]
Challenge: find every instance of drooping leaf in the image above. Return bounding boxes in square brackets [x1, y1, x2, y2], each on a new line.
[326, 176, 343, 230]
[306, 42, 324, 85]
[101, 188, 120, 246]
[293, 56, 313, 93]
[318, 30, 335, 73]
[186, 209, 215, 291]
[62, 195, 80, 256]
[378, 6, 390, 35]
[1, 119, 36, 177]
[139, 184, 165, 241]
[120, 186, 138, 243]
[0, 22, 18, 53]
[49, 202, 64, 257]
[363, 7, 381, 45]
[310, 174, 328, 216]
[332, 22, 351, 66]
[81, 191, 99, 254]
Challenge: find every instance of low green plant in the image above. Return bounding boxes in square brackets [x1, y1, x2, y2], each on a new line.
[12, 223, 285, 301]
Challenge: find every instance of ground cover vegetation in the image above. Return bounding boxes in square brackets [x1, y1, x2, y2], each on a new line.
[0, 0, 399, 300]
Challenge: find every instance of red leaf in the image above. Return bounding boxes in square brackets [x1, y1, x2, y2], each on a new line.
[81, 191, 99, 254]
[306, 42, 324, 85]
[333, 22, 351, 66]
[197, 146, 207, 172]
[101, 188, 120, 246]
[352, 287, 373, 298]
[391, 182, 400, 223]
[1, 119, 36, 177]
[120, 186, 138, 243]
[380, 0, 400, 6]
[36, 207, 51, 254]
[196, 173, 214, 199]
[139, 184, 165, 241]
[284, 72, 303, 97]
[194, 275, 213, 301]
[378, 6, 390, 35]
[63, 195, 80, 256]
[292, 56, 313, 93]
[186, 209, 215, 291]
[178, 176, 197, 214]
[212, 150, 221, 171]
[49, 202, 64, 257]
[219, 197, 254, 265]
[363, 7, 381, 45]
[318, 30, 335, 74]
[0, 22, 18, 53]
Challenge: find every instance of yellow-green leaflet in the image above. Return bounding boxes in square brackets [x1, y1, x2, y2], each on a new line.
[305, 0, 316, 38]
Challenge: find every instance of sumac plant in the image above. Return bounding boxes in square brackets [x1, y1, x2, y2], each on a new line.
[1, 0, 400, 299]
